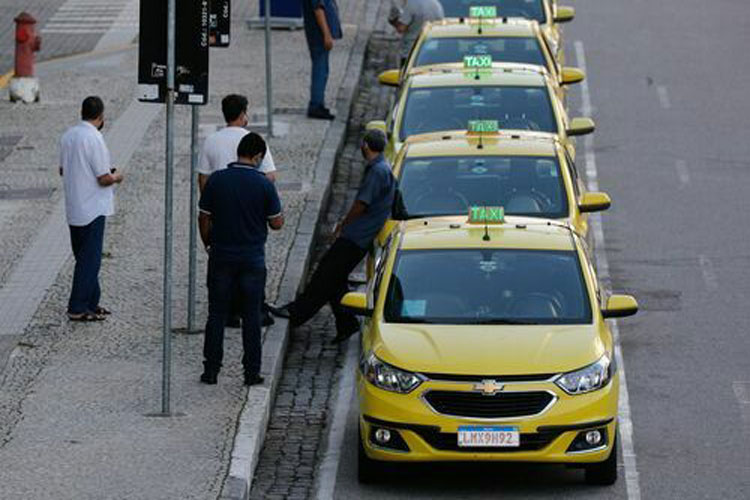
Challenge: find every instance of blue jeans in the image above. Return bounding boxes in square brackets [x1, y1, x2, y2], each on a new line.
[68, 215, 105, 314]
[204, 258, 266, 376]
[308, 42, 330, 110]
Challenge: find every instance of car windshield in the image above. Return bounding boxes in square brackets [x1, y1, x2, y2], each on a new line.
[438, 0, 546, 22]
[415, 37, 547, 68]
[399, 86, 556, 141]
[384, 249, 591, 324]
[397, 155, 567, 218]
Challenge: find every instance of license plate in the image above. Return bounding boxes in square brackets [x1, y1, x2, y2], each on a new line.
[457, 426, 520, 447]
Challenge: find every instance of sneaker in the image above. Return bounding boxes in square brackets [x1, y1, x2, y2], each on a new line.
[266, 303, 292, 319]
[200, 371, 218, 385]
[307, 106, 335, 120]
[244, 373, 265, 386]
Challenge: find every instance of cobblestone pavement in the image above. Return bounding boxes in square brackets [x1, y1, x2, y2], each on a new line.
[249, 30, 400, 500]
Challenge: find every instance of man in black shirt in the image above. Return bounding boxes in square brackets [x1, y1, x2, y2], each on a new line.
[198, 133, 284, 386]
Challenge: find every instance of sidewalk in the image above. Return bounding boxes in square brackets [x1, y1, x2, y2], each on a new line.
[0, 0, 376, 498]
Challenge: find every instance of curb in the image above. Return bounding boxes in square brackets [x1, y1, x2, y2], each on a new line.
[218, 1, 381, 498]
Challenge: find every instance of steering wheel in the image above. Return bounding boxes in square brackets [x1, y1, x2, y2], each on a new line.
[508, 292, 564, 319]
[410, 188, 469, 215]
[506, 188, 554, 213]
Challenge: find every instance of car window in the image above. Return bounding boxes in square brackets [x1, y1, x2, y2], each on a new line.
[400, 85, 556, 141]
[384, 249, 592, 324]
[415, 37, 546, 68]
[398, 155, 567, 218]
[438, 0, 546, 22]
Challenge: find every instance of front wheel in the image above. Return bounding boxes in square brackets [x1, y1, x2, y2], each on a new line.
[584, 434, 618, 486]
[358, 425, 384, 484]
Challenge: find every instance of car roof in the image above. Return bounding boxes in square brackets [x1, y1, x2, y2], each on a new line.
[398, 217, 576, 251]
[402, 131, 559, 158]
[424, 18, 540, 38]
[408, 64, 549, 87]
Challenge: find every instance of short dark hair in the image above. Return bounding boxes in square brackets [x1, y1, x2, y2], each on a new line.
[237, 132, 267, 160]
[222, 94, 248, 123]
[362, 129, 387, 153]
[81, 96, 104, 121]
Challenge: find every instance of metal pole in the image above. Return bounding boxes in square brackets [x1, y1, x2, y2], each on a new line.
[264, 0, 273, 137]
[187, 105, 199, 333]
[162, 0, 177, 416]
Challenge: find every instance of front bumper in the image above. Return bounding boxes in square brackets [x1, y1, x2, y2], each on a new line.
[358, 372, 618, 464]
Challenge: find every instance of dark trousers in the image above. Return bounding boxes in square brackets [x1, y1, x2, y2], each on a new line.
[290, 238, 367, 336]
[307, 41, 330, 110]
[204, 258, 266, 375]
[68, 215, 105, 314]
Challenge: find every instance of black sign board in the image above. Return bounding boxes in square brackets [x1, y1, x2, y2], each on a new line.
[209, 0, 231, 47]
[138, 0, 210, 105]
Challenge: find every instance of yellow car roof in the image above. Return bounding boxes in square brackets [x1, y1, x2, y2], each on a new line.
[423, 18, 540, 38]
[402, 131, 559, 158]
[399, 217, 575, 251]
[409, 64, 549, 88]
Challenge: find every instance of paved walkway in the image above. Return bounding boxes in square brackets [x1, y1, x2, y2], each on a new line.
[0, 0, 371, 498]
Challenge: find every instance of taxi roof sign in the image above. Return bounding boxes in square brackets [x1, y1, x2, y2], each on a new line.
[468, 206, 505, 224]
[469, 6, 497, 18]
[463, 54, 493, 69]
[468, 120, 499, 133]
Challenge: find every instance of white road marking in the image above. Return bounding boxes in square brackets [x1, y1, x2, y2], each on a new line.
[313, 339, 358, 500]
[575, 40, 642, 500]
[657, 85, 671, 109]
[675, 160, 690, 188]
[41, 0, 137, 35]
[698, 254, 719, 291]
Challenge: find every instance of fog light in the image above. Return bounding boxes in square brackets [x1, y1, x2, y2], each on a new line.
[375, 428, 391, 444]
[585, 430, 602, 446]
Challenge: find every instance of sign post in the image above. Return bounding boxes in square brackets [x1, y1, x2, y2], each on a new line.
[264, 0, 274, 137]
[187, 105, 199, 334]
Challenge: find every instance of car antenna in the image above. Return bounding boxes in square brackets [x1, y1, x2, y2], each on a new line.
[483, 204, 491, 241]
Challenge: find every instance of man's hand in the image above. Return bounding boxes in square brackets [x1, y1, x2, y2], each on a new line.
[323, 35, 334, 51]
[332, 221, 342, 240]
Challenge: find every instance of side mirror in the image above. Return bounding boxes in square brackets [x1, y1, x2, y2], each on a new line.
[366, 120, 387, 133]
[578, 192, 611, 213]
[341, 292, 372, 317]
[602, 295, 638, 319]
[560, 67, 585, 86]
[554, 6, 575, 23]
[567, 117, 595, 137]
[378, 69, 400, 87]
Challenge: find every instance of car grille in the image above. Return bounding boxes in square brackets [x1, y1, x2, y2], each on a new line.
[424, 390, 554, 419]
[414, 428, 563, 453]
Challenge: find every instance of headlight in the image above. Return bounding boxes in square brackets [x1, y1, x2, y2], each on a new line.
[555, 355, 614, 395]
[361, 353, 423, 394]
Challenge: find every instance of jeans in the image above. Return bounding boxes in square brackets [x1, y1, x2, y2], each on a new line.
[308, 42, 330, 110]
[289, 238, 366, 336]
[204, 258, 266, 376]
[68, 215, 105, 314]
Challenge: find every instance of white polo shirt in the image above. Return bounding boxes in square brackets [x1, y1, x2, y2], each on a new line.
[60, 121, 114, 227]
[198, 126, 276, 177]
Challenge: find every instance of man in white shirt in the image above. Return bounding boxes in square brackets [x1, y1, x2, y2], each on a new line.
[388, 0, 444, 64]
[60, 96, 123, 321]
[198, 94, 278, 327]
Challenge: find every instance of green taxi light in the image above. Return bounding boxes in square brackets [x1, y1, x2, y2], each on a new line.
[463, 54, 493, 69]
[468, 120, 499, 133]
[468, 206, 505, 224]
[469, 5, 497, 18]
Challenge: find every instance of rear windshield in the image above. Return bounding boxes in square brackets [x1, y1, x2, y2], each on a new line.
[398, 155, 567, 218]
[400, 85, 556, 140]
[415, 37, 546, 68]
[438, 0, 546, 22]
[384, 249, 591, 324]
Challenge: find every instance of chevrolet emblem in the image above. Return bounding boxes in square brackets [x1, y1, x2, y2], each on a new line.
[474, 379, 504, 396]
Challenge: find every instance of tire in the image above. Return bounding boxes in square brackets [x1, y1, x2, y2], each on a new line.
[358, 425, 384, 484]
[585, 434, 618, 486]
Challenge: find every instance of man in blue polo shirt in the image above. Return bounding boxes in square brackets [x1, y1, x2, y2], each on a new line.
[198, 133, 284, 386]
[269, 129, 396, 342]
[302, 0, 342, 120]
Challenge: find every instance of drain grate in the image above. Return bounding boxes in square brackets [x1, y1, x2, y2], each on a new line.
[0, 187, 55, 200]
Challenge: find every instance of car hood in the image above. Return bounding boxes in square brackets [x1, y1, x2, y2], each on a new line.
[373, 322, 604, 376]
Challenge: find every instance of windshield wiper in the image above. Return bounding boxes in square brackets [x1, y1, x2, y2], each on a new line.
[474, 319, 541, 325]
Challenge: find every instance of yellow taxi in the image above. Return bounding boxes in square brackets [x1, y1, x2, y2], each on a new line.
[435, 0, 574, 60]
[367, 64, 594, 161]
[378, 18, 584, 92]
[341, 215, 638, 485]
[386, 128, 610, 238]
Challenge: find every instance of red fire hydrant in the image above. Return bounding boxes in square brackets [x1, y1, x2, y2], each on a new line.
[9, 12, 42, 103]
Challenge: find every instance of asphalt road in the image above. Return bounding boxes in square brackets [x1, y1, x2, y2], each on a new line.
[322, 0, 750, 498]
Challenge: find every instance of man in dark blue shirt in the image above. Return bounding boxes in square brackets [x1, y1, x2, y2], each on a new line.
[198, 132, 284, 386]
[269, 129, 396, 343]
[302, 0, 342, 120]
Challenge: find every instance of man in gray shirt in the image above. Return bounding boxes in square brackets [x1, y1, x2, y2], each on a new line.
[389, 0, 444, 64]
